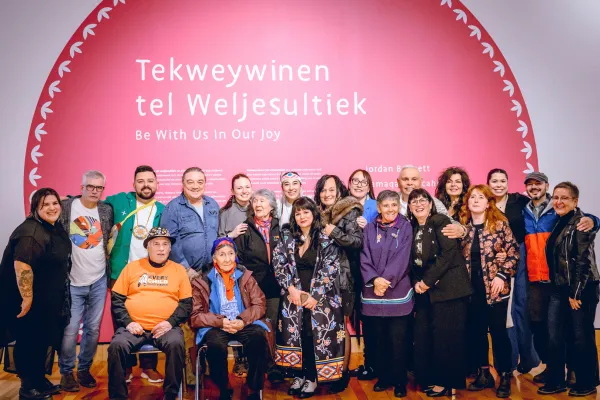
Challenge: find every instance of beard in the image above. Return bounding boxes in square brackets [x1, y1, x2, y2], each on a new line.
[137, 186, 156, 200]
[529, 191, 546, 201]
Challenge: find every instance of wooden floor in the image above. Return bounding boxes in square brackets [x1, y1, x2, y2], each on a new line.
[1, 353, 599, 400]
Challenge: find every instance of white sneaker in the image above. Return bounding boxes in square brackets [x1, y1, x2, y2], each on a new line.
[299, 380, 317, 398]
[126, 373, 133, 384]
[288, 377, 306, 395]
[141, 369, 164, 383]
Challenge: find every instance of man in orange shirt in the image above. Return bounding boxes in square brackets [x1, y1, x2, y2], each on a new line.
[108, 227, 192, 400]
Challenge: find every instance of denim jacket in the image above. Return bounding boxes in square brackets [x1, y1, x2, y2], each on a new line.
[160, 193, 219, 270]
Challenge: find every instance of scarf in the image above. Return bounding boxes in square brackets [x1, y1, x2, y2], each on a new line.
[254, 216, 272, 262]
[214, 262, 236, 301]
[376, 214, 399, 229]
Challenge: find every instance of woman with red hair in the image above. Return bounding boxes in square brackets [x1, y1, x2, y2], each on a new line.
[459, 185, 519, 398]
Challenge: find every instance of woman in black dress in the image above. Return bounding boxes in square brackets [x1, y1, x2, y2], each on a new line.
[0, 188, 72, 400]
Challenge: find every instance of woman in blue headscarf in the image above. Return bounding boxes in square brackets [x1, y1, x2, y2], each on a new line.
[190, 237, 272, 400]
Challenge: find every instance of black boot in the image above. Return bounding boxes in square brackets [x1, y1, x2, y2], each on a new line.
[468, 368, 495, 391]
[328, 371, 350, 394]
[496, 372, 512, 398]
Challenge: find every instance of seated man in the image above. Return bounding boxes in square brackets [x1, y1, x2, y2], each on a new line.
[108, 227, 192, 400]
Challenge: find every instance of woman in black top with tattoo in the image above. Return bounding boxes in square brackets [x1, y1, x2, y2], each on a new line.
[0, 188, 72, 400]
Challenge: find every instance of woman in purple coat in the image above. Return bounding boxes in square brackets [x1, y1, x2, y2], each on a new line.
[360, 190, 413, 398]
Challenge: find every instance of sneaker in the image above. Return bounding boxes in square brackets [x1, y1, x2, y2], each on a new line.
[233, 357, 248, 378]
[141, 369, 164, 383]
[288, 377, 306, 395]
[77, 369, 97, 388]
[125, 367, 133, 384]
[538, 384, 567, 395]
[298, 380, 317, 399]
[60, 372, 80, 392]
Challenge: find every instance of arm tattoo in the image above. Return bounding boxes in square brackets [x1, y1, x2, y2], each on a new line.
[17, 270, 33, 298]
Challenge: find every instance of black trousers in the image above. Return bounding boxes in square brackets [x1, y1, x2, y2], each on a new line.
[108, 327, 185, 399]
[109, 279, 157, 370]
[363, 315, 410, 386]
[546, 285, 599, 389]
[13, 312, 56, 388]
[414, 295, 468, 389]
[202, 324, 269, 392]
[467, 295, 512, 373]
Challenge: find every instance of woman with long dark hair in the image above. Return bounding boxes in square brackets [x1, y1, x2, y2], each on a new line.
[218, 173, 252, 239]
[314, 174, 363, 393]
[407, 189, 472, 397]
[0, 188, 72, 399]
[435, 167, 470, 221]
[460, 185, 519, 398]
[273, 197, 343, 398]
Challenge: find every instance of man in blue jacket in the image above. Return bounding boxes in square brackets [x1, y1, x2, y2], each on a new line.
[160, 167, 219, 277]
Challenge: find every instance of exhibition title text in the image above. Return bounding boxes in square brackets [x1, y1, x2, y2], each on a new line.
[135, 58, 367, 122]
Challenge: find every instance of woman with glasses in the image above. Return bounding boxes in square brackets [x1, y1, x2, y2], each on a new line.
[407, 189, 472, 397]
[459, 185, 519, 398]
[435, 167, 471, 221]
[360, 190, 413, 397]
[277, 171, 303, 227]
[537, 182, 599, 397]
[347, 169, 378, 380]
[314, 174, 363, 393]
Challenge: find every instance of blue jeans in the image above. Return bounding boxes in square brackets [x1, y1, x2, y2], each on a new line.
[507, 243, 540, 371]
[59, 276, 107, 374]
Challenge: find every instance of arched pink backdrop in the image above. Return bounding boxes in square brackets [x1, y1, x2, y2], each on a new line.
[23, 0, 538, 341]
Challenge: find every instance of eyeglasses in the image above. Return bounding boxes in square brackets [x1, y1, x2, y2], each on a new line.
[409, 198, 429, 206]
[85, 184, 105, 192]
[351, 178, 368, 187]
[551, 196, 574, 202]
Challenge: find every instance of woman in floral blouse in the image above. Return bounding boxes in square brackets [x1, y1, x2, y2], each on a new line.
[273, 197, 343, 399]
[459, 184, 519, 399]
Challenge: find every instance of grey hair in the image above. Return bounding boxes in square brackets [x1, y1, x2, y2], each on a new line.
[377, 190, 400, 204]
[248, 188, 279, 218]
[82, 170, 106, 185]
[398, 164, 421, 178]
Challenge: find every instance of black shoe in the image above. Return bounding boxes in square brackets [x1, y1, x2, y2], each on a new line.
[496, 372, 512, 398]
[394, 384, 407, 398]
[468, 368, 495, 391]
[356, 366, 376, 381]
[569, 387, 597, 397]
[77, 370, 97, 388]
[267, 367, 285, 384]
[421, 385, 434, 394]
[538, 384, 567, 395]
[328, 372, 349, 394]
[533, 369, 548, 384]
[60, 373, 80, 392]
[516, 363, 531, 374]
[350, 364, 365, 377]
[427, 387, 453, 397]
[18, 387, 52, 400]
[373, 380, 392, 392]
[298, 380, 317, 399]
[36, 378, 61, 396]
[567, 369, 576, 388]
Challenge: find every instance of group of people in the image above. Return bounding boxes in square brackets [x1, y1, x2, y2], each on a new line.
[0, 164, 598, 400]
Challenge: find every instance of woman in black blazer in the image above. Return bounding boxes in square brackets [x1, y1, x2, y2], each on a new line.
[407, 189, 473, 397]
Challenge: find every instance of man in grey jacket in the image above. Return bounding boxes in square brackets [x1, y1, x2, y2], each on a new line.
[58, 170, 113, 392]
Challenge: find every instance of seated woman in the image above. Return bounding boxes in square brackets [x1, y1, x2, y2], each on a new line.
[273, 197, 343, 399]
[459, 185, 519, 399]
[360, 190, 413, 398]
[190, 238, 271, 400]
[538, 182, 599, 397]
[407, 189, 472, 397]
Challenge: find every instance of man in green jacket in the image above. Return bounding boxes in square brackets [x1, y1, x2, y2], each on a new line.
[104, 165, 165, 383]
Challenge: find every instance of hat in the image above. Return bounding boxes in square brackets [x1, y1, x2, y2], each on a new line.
[211, 237, 237, 255]
[143, 227, 177, 249]
[524, 172, 549, 185]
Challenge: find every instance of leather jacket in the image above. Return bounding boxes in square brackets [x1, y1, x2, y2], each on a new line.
[546, 208, 599, 300]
